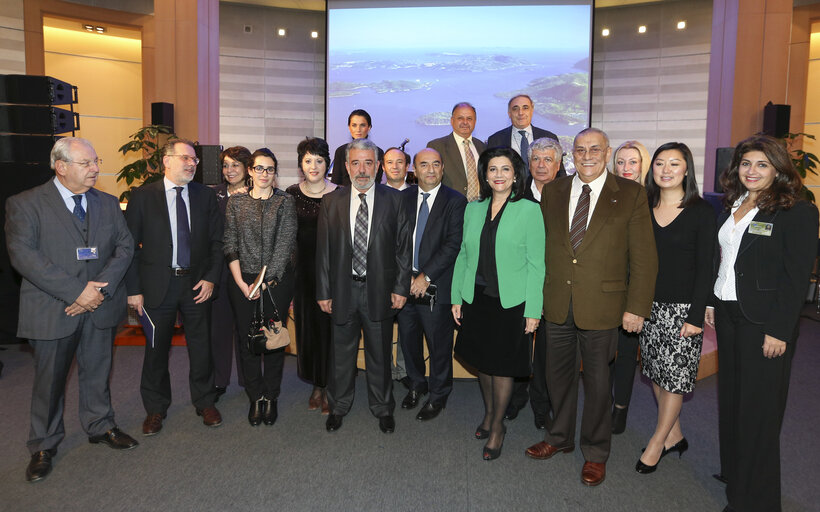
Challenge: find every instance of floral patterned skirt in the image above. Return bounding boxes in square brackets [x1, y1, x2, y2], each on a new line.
[639, 302, 703, 394]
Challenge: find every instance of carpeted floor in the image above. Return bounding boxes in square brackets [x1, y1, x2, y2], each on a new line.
[0, 307, 818, 512]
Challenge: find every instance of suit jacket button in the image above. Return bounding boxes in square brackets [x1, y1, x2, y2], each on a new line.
[566, 280, 571, 285]
[572, 259, 577, 264]
[737, 272, 743, 277]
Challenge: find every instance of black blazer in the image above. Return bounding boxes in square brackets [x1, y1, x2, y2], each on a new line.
[401, 184, 467, 304]
[714, 200, 818, 342]
[316, 184, 411, 322]
[125, 179, 224, 308]
[487, 125, 566, 177]
[210, 182, 230, 216]
[330, 143, 385, 187]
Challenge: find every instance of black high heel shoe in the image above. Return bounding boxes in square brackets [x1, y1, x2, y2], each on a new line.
[474, 425, 489, 440]
[662, 438, 688, 458]
[483, 426, 506, 461]
[635, 456, 658, 474]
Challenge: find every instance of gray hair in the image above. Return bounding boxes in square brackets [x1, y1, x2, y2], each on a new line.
[346, 138, 378, 163]
[574, 127, 610, 148]
[528, 137, 563, 162]
[50, 137, 93, 169]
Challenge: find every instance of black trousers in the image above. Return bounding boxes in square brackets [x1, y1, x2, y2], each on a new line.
[509, 319, 550, 416]
[28, 317, 117, 453]
[228, 270, 294, 402]
[610, 327, 640, 407]
[716, 300, 795, 512]
[544, 305, 617, 463]
[141, 275, 215, 414]
[210, 265, 244, 388]
[397, 300, 455, 406]
[328, 279, 395, 418]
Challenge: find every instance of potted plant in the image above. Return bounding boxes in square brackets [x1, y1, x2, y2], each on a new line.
[781, 132, 818, 203]
[116, 124, 175, 201]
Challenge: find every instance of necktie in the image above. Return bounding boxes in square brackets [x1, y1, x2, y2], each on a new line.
[569, 184, 591, 252]
[353, 193, 368, 275]
[463, 139, 479, 202]
[414, 192, 430, 269]
[71, 194, 85, 221]
[175, 187, 191, 268]
[519, 130, 530, 165]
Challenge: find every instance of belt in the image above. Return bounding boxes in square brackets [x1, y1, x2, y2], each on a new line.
[351, 274, 366, 282]
[172, 268, 191, 276]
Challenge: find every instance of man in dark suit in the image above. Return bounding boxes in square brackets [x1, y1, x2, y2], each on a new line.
[330, 109, 384, 186]
[507, 136, 564, 428]
[525, 128, 657, 487]
[397, 148, 466, 421]
[427, 102, 486, 202]
[5, 137, 138, 482]
[316, 138, 412, 434]
[125, 138, 224, 435]
[487, 94, 566, 177]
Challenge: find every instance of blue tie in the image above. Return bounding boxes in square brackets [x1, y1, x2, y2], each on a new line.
[72, 194, 85, 221]
[519, 130, 530, 165]
[174, 187, 191, 268]
[414, 192, 430, 269]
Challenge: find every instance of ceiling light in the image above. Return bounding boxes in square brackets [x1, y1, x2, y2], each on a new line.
[83, 24, 94, 32]
[638, 25, 647, 34]
[311, 31, 319, 39]
[677, 21, 686, 30]
[277, 28, 287, 37]
[601, 28, 610, 37]
[95, 26, 105, 33]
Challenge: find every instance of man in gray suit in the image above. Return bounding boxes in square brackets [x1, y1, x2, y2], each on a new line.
[5, 137, 137, 483]
[427, 102, 486, 202]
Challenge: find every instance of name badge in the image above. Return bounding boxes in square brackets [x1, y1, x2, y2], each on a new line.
[748, 221, 773, 236]
[77, 247, 99, 260]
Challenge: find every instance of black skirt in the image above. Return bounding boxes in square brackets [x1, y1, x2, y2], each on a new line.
[454, 284, 531, 377]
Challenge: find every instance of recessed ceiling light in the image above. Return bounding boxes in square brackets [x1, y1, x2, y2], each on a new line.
[83, 24, 94, 32]
[95, 26, 105, 33]
[277, 28, 287, 37]
[677, 21, 686, 30]
[601, 28, 610, 37]
[638, 25, 647, 34]
[311, 31, 319, 39]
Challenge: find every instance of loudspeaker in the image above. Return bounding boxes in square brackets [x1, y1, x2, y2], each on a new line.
[194, 145, 223, 185]
[0, 135, 57, 163]
[714, 147, 734, 193]
[151, 102, 174, 130]
[0, 75, 78, 106]
[763, 102, 790, 138]
[0, 105, 79, 135]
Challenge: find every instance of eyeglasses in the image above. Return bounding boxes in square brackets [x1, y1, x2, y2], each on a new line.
[66, 158, 102, 168]
[573, 147, 605, 157]
[222, 162, 244, 170]
[168, 154, 200, 165]
[252, 165, 277, 175]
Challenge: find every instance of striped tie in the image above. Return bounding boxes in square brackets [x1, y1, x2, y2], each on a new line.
[569, 185, 591, 252]
[353, 193, 368, 275]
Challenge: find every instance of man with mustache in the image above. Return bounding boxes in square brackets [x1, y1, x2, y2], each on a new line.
[427, 102, 486, 202]
[316, 138, 412, 434]
[125, 138, 225, 436]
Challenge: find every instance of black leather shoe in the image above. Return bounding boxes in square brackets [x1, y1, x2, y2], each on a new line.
[401, 389, 426, 409]
[214, 386, 227, 403]
[379, 415, 396, 433]
[416, 401, 443, 421]
[534, 412, 546, 430]
[503, 406, 520, 421]
[26, 449, 56, 483]
[611, 405, 629, 434]
[88, 427, 139, 450]
[713, 473, 728, 484]
[248, 397, 265, 426]
[662, 438, 688, 458]
[326, 414, 343, 432]
[263, 398, 278, 426]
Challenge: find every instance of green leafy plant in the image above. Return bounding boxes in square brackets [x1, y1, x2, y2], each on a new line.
[781, 132, 818, 203]
[116, 125, 175, 201]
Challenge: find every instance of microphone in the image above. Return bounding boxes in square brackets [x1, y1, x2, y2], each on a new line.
[399, 138, 409, 152]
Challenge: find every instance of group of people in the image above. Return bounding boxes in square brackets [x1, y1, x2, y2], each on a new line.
[5, 94, 817, 512]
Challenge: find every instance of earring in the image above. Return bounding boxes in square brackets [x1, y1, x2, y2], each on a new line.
[248, 176, 254, 188]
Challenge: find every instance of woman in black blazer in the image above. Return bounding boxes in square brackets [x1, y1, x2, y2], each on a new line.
[705, 135, 818, 512]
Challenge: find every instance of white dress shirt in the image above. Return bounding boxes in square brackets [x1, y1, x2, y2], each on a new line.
[511, 126, 533, 157]
[568, 170, 608, 230]
[530, 178, 542, 202]
[349, 184, 375, 275]
[53, 177, 87, 215]
[164, 177, 191, 269]
[714, 194, 759, 301]
[412, 183, 441, 271]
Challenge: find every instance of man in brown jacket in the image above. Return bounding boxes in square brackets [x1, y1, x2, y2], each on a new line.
[525, 128, 657, 487]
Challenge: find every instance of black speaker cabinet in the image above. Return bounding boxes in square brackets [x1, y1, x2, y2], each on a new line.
[0, 105, 79, 135]
[151, 102, 174, 130]
[194, 144, 223, 185]
[714, 147, 734, 193]
[0, 135, 57, 163]
[763, 102, 790, 138]
[0, 75, 78, 106]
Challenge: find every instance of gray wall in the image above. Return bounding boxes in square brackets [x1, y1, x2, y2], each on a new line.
[0, 0, 25, 74]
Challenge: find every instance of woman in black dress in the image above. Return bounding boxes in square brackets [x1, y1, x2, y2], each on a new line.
[635, 142, 715, 473]
[704, 135, 818, 512]
[285, 138, 337, 414]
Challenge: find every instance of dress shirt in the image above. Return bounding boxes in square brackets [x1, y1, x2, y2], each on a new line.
[53, 177, 87, 214]
[349, 184, 376, 275]
[714, 194, 759, 301]
[452, 132, 480, 176]
[511, 126, 533, 157]
[163, 177, 191, 269]
[412, 183, 441, 272]
[568, 171, 608, 230]
[530, 179, 542, 202]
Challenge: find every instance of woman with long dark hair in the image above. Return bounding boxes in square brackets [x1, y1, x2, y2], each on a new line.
[705, 135, 818, 512]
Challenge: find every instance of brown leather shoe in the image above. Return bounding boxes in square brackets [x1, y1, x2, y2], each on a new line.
[196, 406, 223, 427]
[581, 461, 606, 486]
[142, 413, 165, 436]
[525, 441, 575, 460]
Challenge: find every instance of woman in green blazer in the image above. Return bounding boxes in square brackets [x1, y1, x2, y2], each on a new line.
[451, 146, 545, 460]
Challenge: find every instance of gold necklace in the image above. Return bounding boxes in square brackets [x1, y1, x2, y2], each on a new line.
[303, 180, 327, 195]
